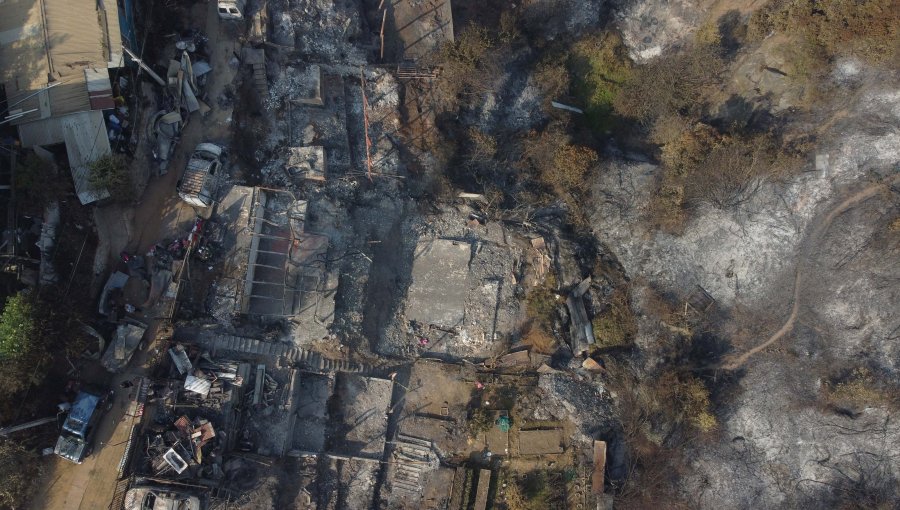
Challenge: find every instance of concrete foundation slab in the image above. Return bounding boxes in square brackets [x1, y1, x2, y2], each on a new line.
[518, 429, 565, 455]
[406, 239, 471, 328]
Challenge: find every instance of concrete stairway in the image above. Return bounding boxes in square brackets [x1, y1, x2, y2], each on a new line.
[390, 433, 434, 495]
[208, 334, 368, 373]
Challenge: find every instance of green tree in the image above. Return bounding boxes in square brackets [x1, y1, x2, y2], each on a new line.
[0, 294, 38, 361]
[0, 293, 51, 400]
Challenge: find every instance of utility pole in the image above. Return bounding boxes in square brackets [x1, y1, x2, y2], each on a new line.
[360, 68, 374, 182]
[380, 9, 387, 61]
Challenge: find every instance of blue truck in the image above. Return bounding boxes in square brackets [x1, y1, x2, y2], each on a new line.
[54, 390, 111, 464]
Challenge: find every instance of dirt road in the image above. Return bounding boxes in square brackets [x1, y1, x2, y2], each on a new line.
[28, 2, 239, 508]
[129, 3, 239, 255]
[723, 173, 900, 370]
[27, 320, 164, 510]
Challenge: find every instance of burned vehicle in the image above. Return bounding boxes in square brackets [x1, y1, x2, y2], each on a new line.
[124, 485, 201, 510]
[177, 143, 222, 208]
[148, 110, 183, 175]
[54, 390, 111, 464]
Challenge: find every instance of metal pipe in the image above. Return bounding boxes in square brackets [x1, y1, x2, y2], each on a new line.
[2, 81, 62, 110]
[0, 109, 38, 125]
[122, 46, 166, 86]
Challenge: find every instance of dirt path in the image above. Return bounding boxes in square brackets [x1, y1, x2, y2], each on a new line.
[28, 3, 241, 509]
[723, 173, 899, 370]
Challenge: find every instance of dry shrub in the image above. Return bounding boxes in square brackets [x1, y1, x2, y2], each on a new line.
[693, 19, 723, 48]
[649, 111, 693, 146]
[822, 367, 898, 411]
[466, 128, 497, 162]
[526, 273, 559, 328]
[604, 363, 695, 508]
[748, 0, 900, 65]
[519, 125, 598, 223]
[614, 44, 724, 125]
[611, 362, 718, 441]
[544, 143, 598, 192]
[533, 59, 570, 100]
[521, 322, 557, 354]
[498, 9, 522, 44]
[645, 183, 687, 235]
[17, 155, 68, 208]
[680, 133, 773, 209]
[0, 440, 41, 509]
[641, 284, 692, 334]
[659, 122, 720, 174]
[652, 123, 807, 222]
[521, 125, 568, 175]
[888, 217, 900, 233]
[592, 288, 637, 348]
[434, 24, 501, 106]
[659, 371, 718, 433]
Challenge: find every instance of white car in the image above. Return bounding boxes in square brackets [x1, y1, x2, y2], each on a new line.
[124, 486, 201, 510]
[177, 143, 222, 208]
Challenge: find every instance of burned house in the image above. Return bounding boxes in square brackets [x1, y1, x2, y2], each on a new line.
[206, 185, 336, 343]
[404, 235, 521, 358]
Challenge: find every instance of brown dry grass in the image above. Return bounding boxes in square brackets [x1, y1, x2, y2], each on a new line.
[747, 0, 900, 65]
[520, 322, 557, 354]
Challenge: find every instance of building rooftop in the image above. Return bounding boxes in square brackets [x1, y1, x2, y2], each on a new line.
[0, 0, 121, 125]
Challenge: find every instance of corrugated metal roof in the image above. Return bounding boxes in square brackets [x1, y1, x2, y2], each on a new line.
[0, 0, 122, 124]
[16, 110, 112, 204]
[168, 346, 193, 375]
[61, 111, 112, 204]
[184, 375, 212, 397]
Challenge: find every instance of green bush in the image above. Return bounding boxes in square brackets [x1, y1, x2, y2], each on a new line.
[468, 407, 494, 437]
[0, 293, 88, 403]
[0, 294, 38, 361]
[568, 32, 633, 133]
[0, 293, 48, 399]
[88, 154, 134, 202]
